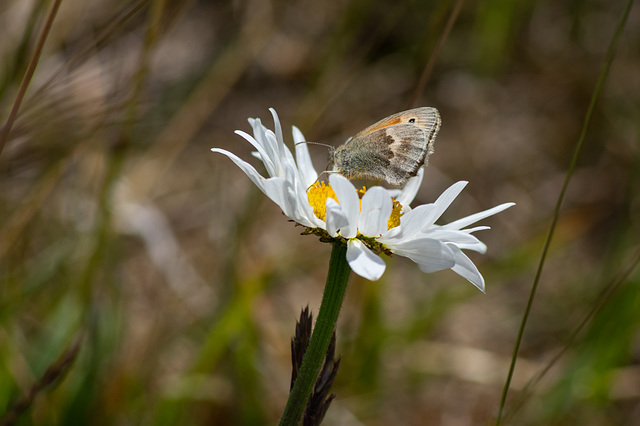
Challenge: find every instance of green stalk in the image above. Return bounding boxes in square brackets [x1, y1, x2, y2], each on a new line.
[279, 242, 351, 426]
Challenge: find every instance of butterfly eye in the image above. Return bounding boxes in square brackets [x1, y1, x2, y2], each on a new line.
[408, 118, 416, 123]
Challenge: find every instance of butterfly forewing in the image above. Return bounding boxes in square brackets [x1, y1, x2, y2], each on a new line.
[354, 107, 440, 139]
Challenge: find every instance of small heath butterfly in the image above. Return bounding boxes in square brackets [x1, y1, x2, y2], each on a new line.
[329, 107, 441, 187]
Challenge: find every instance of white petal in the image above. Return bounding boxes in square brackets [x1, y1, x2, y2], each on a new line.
[211, 148, 269, 194]
[326, 198, 348, 237]
[211, 148, 315, 228]
[269, 108, 297, 169]
[329, 174, 360, 239]
[294, 181, 326, 229]
[422, 181, 468, 230]
[347, 239, 386, 281]
[264, 131, 287, 176]
[448, 246, 486, 292]
[389, 238, 456, 272]
[283, 182, 305, 222]
[359, 186, 392, 237]
[382, 182, 467, 242]
[250, 116, 276, 159]
[455, 241, 487, 253]
[442, 202, 515, 231]
[261, 178, 295, 218]
[269, 108, 285, 156]
[387, 189, 402, 199]
[396, 167, 424, 207]
[233, 130, 277, 177]
[380, 203, 438, 242]
[292, 125, 319, 188]
[461, 226, 490, 233]
[246, 113, 293, 178]
[248, 118, 278, 169]
[422, 229, 487, 253]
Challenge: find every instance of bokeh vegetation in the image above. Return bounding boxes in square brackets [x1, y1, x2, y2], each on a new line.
[1, 0, 638, 424]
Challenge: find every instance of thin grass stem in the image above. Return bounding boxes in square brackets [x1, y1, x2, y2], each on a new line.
[495, 0, 635, 423]
[502, 246, 640, 422]
[0, 0, 62, 158]
[408, 0, 465, 108]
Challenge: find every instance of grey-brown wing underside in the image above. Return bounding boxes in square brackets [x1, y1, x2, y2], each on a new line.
[332, 124, 429, 187]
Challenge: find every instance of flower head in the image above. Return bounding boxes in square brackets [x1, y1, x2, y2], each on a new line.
[212, 109, 514, 291]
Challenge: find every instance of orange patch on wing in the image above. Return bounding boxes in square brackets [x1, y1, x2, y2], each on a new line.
[359, 117, 403, 136]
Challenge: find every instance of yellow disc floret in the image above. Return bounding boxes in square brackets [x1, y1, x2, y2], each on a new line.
[388, 199, 402, 229]
[306, 181, 402, 231]
[306, 181, 337, 222]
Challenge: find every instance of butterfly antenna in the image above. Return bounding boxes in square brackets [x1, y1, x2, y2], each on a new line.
[295, 141, 334, 150]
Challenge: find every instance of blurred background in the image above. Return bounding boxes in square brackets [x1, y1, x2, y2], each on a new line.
[1, 0, 639, 424]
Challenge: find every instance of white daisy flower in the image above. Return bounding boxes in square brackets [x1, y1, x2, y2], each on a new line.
[212, 108, 514, 291]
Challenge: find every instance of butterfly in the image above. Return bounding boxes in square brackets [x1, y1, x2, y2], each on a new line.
[329, 107, 441, 187]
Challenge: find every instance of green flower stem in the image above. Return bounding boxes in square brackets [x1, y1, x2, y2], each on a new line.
[279, 242, 351, 426]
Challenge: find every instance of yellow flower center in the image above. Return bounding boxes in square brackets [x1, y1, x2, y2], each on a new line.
[306, 181, 402, 230]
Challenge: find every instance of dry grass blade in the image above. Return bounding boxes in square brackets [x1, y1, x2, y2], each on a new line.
[0, 0, 62, 158]
[1, 336, 83, 426]
[408, 0, 464, 108]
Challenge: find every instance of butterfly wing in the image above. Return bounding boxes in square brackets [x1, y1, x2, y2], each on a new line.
[331, 124, 425, 186]
[352, 107, 440, 140]
[331, 107, 441, 186]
